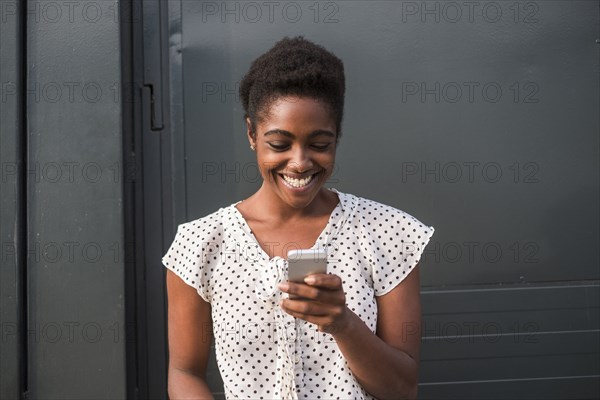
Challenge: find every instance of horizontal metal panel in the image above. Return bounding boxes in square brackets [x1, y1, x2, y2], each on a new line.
[422, 284, 600, 314]
[423, 307, 599, 334]
[419, 375, 600, 400]
[421, 352, 599, 383]
[421, 284, 600, 342]
[421, 330, 599, 361]
[419, 283, 599, 389]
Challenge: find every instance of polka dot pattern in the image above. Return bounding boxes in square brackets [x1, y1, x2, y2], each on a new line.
[162, 188, 435, 399]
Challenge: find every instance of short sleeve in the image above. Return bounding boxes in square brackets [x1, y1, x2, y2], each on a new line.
[162, 221, 216, 302]
[372, 209, 435, 296]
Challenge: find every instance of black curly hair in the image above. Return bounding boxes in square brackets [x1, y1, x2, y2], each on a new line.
[239, 36, 345, 140]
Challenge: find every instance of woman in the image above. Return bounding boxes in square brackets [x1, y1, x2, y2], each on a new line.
[163, 36, 435, 400]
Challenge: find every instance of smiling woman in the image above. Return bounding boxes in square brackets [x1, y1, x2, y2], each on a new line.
[244, 96, 338, 218]
[162, 36, 435, 400]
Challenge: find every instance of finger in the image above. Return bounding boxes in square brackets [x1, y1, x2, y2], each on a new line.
[279, 306, 322, 326]
[279, 281, 320, 299]
[280, 298, 332, 317]
[303, 273, 343, 290]
[281, 281, 344, 305]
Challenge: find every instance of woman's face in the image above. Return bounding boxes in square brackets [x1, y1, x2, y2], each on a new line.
[248, 96, 338, 210]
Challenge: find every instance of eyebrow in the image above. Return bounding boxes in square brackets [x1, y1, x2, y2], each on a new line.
[263, 129, 336, 139]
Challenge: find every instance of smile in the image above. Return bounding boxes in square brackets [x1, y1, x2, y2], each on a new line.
[280, 173, 317, 189]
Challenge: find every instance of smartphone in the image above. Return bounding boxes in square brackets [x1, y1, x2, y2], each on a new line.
[287, 249, 328, 299]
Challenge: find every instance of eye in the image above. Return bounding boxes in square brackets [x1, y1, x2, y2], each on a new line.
[267, 142, 290, 151]
[311, 143, 332, 151]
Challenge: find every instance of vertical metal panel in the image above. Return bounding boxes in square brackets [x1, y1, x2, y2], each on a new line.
[0, 0, 24, 398]
[167, 0, 188, 228]
[139, 86, 169, 399]
[118, 0, 142, 397]
[25, 0, 126, 397]
[129, 0, 173, 397]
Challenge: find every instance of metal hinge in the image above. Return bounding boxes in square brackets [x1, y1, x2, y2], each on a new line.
[143, 83, 164, 131]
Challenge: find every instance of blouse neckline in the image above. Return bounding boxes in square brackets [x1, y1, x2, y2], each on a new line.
[230, 187, 345, 262]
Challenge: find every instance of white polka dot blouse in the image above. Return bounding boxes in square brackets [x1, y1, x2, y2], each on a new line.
[162, 188, 435, 399]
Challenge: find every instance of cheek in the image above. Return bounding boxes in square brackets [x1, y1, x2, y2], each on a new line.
[313, 155, 336, 181]
[319, 151, 337, 171]
[256, 153, 282, 177]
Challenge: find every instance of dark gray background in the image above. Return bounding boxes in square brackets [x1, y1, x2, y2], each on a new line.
[1, 0, 598, 399]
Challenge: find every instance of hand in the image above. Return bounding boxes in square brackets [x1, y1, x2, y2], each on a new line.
[278, 273, 350, 334]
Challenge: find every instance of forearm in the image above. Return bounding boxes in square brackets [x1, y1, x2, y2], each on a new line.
[168, 368, 215, 400]
[332, 309, 419, 400]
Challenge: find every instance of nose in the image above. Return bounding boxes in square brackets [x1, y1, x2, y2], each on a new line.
[287, 145, 313, 174]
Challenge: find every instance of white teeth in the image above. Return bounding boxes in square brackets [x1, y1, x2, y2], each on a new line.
[282, 174, 315, 188]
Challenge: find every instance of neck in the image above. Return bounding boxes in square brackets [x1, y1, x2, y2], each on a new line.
[251, 185, 334, 223]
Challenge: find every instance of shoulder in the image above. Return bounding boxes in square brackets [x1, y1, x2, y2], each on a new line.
[341, 191, 432, 231]
[174, 205, 229, 246]
[335, 192, 435, 296]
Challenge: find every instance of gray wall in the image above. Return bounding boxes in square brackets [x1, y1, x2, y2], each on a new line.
[1, 0, 127, 398]
[1, 0, 598, 399]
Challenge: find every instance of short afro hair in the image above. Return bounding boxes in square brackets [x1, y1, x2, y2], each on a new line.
[239, 36, 345, 140]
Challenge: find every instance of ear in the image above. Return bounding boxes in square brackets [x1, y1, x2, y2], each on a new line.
[246, 118, 255, 147]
